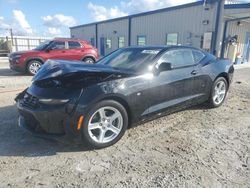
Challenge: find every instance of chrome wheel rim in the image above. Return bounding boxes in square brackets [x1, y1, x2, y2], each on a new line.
[213, 81, 226, 105]
[84, 58, 94, 64]
[29, 61, 41, 74]
[88, 106, 123, 144]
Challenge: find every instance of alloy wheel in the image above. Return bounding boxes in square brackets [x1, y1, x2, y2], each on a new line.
[87, 106, 123, 143]
[29, 61, 42, 75]
[213, 80, 226, 105]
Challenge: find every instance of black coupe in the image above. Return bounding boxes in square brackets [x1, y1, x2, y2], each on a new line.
[16, 46, 234, 148]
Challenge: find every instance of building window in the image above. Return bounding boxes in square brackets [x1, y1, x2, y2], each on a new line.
[166, 33, 178, 45]
[90, 38, 95, 47]
[106, 38, 112, 49]
[118, 37, 125, 48]
[137, 36, 146, 46]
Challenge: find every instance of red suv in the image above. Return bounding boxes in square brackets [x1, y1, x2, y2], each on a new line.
[9, 38, 99, 75]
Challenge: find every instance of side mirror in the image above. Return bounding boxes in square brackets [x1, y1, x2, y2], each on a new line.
[154, 62, 173, 75]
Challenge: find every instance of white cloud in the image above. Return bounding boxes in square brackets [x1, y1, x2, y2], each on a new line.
[47, 27, 61, 35]
[13, 10, 33, 34]
[121, 0, 196, 13]
[88, 0, 197, 21]
[88, 2, 128, 21]
[0, 16, 10, 29]
[0, 17, 10, 35]
[41, 14, 76, 37]
[42, 14, 77, 28]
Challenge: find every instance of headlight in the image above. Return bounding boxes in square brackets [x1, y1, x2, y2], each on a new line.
[39, 98, 69, 105]
[13, 54, 22, 59]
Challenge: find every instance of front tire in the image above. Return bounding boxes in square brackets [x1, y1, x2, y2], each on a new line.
[81, 100, 128, 149]
[209, 77, 228, 108]
[27, 60, 42, 75]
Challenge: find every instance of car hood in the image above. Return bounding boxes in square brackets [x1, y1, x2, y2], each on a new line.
[33, 59, 134, 81]
[32, 59, 135, 88]
[9, 50, 39, 58]
[10, 50, 38, 57]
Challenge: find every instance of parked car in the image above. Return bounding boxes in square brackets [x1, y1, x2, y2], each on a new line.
[9, 38, 99, 75]
[15, 46, 234, 149]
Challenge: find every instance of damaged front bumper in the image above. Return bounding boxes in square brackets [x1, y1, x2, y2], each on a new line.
[16, 90, 85, 144]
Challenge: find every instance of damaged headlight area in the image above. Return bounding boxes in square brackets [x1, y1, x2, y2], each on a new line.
[39, 98, 69, 105]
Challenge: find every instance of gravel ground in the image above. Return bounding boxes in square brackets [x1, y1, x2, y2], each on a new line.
[0, 61, 249, 188]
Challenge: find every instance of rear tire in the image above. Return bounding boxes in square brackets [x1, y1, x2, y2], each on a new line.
[81, 100, 128, 149]
[82, 57, 95, 64]
[27, 60, 42, 75]
[208, 77, 228, 108]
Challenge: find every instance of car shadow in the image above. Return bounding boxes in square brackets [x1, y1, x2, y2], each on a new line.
[0, 103, 209, 157]
[0, 105, 92, 157]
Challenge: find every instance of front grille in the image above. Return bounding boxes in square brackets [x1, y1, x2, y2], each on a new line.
[22, 93, 39, 109]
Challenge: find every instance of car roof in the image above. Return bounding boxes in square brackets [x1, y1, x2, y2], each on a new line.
[53, 38, 88, 43]
[125, 45, 201, 50]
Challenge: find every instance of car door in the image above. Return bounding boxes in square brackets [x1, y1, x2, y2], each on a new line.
[191, 49, 212, 102]
[46, 41, 68, 60]
[64, 41, 84, 60]
[146, 48, 199, 115]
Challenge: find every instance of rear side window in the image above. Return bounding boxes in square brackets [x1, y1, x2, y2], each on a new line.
[193, 50, 205, 63]
[158, 49, 195, 68]
[68, 41, 82, 49]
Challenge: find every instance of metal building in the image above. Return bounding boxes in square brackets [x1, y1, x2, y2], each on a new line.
[70, 0, 250, 63]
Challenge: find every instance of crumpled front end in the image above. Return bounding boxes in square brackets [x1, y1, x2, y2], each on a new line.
[16, 86, 84, 143]
[15, 59, 133, 143]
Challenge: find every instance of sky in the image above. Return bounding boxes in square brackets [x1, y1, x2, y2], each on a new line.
[0, 0, 249, 37]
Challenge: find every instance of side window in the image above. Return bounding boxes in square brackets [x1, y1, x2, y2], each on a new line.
[50, 41, 65, 50]
[193, 50, 205, 63]
[68, 41, 81, 49]
[158, 49, 195, 68]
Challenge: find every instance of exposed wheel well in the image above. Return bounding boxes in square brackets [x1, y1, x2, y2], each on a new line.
[99, 96, 132, 127]
[215, 73, 229, 86]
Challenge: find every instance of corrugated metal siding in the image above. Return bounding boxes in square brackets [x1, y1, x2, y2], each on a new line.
[131, 4, 217, 48]
[70, 25, 96, 43]
[224, 8, 250, 16]
[227, 20, 250, 55]
[97, 19, 129, 54]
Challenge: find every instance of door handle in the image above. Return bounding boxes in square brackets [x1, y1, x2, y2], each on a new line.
[191, 70, 198, 75]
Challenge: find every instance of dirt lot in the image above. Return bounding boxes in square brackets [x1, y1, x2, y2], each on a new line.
[0, 60, 249, 188]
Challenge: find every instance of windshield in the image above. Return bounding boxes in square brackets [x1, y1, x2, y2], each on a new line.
[97, 48, 162, 72]
[33, 40, 53, 51]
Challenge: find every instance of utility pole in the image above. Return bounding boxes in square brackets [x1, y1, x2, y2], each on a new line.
[9, 28, 13, 46]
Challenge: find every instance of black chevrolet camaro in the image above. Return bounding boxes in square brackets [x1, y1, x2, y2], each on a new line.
[16, 46, 234, 148]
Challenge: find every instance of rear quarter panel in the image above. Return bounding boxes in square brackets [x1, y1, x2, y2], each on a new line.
[201, 58, 234, 86]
